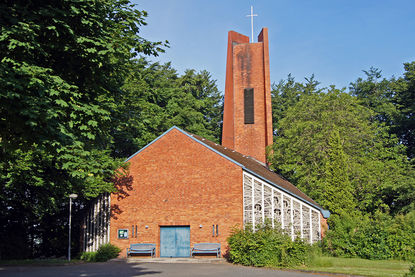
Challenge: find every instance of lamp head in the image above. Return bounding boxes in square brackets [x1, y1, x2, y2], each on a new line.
[69, 194, 78, 199]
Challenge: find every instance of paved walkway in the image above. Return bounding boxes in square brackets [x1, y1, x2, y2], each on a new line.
[0, 259, 356, 277]
[125, 257, 226, 263]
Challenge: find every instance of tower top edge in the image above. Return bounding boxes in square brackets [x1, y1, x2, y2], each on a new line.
[228, 28, 268, 44]
[227, 28, 268, 37]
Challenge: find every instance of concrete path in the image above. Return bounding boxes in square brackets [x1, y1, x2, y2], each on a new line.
[0, 260, 355, 277]
[126, 257, 226, 263]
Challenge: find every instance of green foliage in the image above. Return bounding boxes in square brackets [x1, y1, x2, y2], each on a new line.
[80, 243, 120, 262]
[269, 90, 415, 215]
[271, 74, 322, 131]
[0, 0, 164, 259]
[227, 222, 313, 267]
[351, 63, 415, 160]
[349, 67, 397, 126]
[111, 58, 222, 158]
[271, 71, 415, 263]
[80, 251, 97, 262]
[405, 263, 415, 277]
[322, 129, 355, 214]
[95, 243, 121, 262]
[323, 211, 415, 260]
[392, 62, 415, 159]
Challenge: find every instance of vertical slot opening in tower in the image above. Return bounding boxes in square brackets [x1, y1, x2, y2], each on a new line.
[244, 88, 254, 124]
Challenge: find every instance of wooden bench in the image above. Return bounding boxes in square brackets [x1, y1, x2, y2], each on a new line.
[127, 243, 156, 258]
[191, 243, 221, 258]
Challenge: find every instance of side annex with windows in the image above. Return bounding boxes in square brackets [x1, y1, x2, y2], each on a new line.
[243, 172, 322, 242]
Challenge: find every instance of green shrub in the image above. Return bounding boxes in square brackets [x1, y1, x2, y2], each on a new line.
[80, 251, 97, 262]
[227, 222, 313, 268]
[323, 211, 415, 260]
[79, 243, 121, 262]
[95, 243, 121, 262]
[404, 263, 415, 277]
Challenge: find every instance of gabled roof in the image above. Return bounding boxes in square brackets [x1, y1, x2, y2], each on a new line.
[125, 126, 330, 218]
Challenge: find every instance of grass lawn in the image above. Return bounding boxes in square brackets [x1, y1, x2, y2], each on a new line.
[0, 259, 83, 266]
[294, 256, 413, 277]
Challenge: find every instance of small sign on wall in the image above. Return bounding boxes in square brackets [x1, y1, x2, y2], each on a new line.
[118, 229, 129, 239]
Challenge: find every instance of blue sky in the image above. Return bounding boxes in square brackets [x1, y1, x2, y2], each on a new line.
[132, 0, 415, 93]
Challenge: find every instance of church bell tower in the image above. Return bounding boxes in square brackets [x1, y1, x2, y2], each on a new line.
[221, 28, 273, 164]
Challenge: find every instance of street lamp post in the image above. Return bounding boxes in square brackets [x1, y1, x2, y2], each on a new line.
[68, 193, 78, 261]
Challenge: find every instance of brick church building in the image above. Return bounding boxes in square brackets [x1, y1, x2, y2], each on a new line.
[82, 28, 330, 258]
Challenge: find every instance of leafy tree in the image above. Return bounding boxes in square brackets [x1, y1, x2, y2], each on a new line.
[271, 74, 322, 134]
[350, 63, 415, 159]
[0, 0, 164, 258]
[392, 62, 415, 159]
[349, 67, 397, 126]
[322, 129, 355, 215]
[177, 69, 223, 141]
[269, 90, 415, 215]
[111, 58, 222, 158]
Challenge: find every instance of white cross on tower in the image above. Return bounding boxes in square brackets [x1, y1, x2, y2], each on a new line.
[246, 6, 258, 42]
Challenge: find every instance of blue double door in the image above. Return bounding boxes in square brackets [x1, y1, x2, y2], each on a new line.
[160, 226, 190, 257]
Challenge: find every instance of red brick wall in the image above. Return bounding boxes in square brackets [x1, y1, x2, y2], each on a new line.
[222, 28, 273, 164]
[110, 128, 244, 257]
[222, 31, 250, 150]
